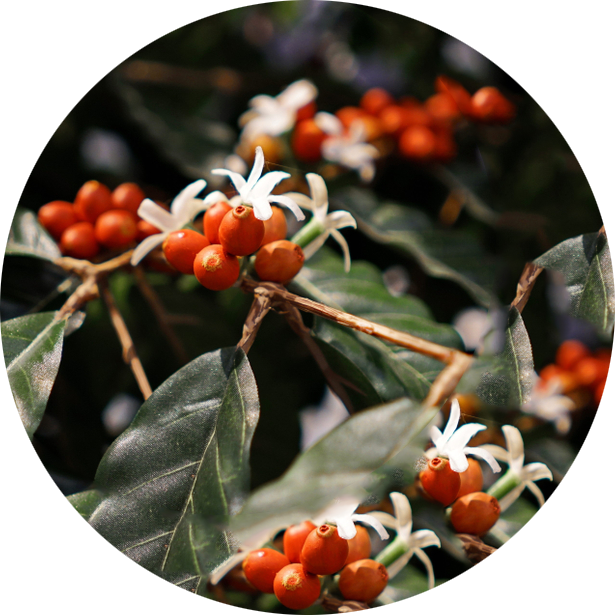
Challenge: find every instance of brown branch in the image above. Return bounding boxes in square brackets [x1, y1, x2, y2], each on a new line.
[457, 534, 497, 564]
[236, 289, 273, 354]
[99, 279, 152, 401]
[321, 594, 370, 612]
[511, 262, 543, 314]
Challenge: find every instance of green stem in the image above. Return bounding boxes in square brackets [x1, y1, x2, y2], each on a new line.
[290, 216, 325, 249]
[487, 468, 521, 500]
[374, 535, 409, 568]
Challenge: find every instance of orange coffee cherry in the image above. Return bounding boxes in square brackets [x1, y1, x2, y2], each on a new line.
[399, 125, 437, 161]
[456, 458, 483, 499]
[575, 356, 609, 389]
[450, 491, 501, 535]
[162, 229, 210, 275]
[261, 206, 288, 246]
[38, 201, 78, 240]
[344, 525, 371, 566]
[419, 457, 461, 506]
[203, 201, 233, 245]
[60, 222, 99, 260]
[435, 75, 472, 115]
[360, 88, 394, 116]
[470, 87, 516, 124]
[300, 524, 349, 575]
[242, 548, 291, 594]
[136, 219, 161, 241]
[378, 105, 414, 137]
[193, 244, 240, 291]
[338, 559, 388, 603]
[238, 135, 284, 166]
[273, 563, 321, 610]
[595, 378, 606, 406]
[292, 119, 327, 163]
[295, 100, 317, 123]
[218, 205, 265, 256]
[74, 180, 112, 224]
[425, 93, 461, 124]
[335, 106, 368, 129]
[433, 127, 457, 163]
[255, 240, 304, 284]
[556, 340, 590, 370]
[283, 520, 317, 563]
[94, 209, 138, 250]
[110, 182, 145, 216]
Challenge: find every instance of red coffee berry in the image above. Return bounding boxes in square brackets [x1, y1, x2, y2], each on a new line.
[38, 201, 78, 240]
[295, 100, 317, 122]
[193, 244, 240, 291]
[218, 205, 264, 256]
[335, 106, 368, 129]
[110, 182, 146, 216]
[575, 356, 609, 389]
[360, 88, 394, 116]
[242, 548, 290, 594]
[300, 524, 349, 575]
[162, 229, 210, 274]
[450, 492, 501, 535]
[435, 75, 472, 115]
[60, 222, 99, 260]
[94, 210, 138, 250]
[399, 125, 437, 161]
[203, 201, 233, 244]
[338, 559, 388, 603]
[344, 525, 371, 566]
[292, 119, 327, 163]
[255, 240, 305, 284]
[556, 339, 590, 370]
[283, 520, 317, 563]
[261, 206, 288, 246]
[470, 87, 516, 124]
[273, 563, 321, 610]
[419, 457, 461, 506]
[74, 180, 112, 224]
[456, 458, 483, 499]
[425, 93, 461, 124]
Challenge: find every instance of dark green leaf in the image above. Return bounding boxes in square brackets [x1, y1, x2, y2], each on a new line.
[2, 311, 66, 439]
[535, 231, 614, 334]
[6, 208, 61, 260]
[80, 348, 259, 590]
[67, 489, 105, 519]
[332, 188, 497, 306]
[229, 398, 437, 545]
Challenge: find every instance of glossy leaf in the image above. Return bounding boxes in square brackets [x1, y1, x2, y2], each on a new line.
[80, 348, 259, 592]
[331, 188, 497, 306]
[535, 230, 614, 334]
[6, 208, 61, 260]
[67, 489, 105, 519]
[229, 398, 437, 545]
[2, 311, 66, 439]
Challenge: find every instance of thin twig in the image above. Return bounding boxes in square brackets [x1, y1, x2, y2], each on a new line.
[511, 262, 543, 314]
[99, 279, 152, 401]
[236, 289, 273, 354]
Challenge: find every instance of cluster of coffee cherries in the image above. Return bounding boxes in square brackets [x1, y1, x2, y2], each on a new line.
[168, 203, 305, 291]
[539, 339, 610, 407]
[290, 76, 516, 166]
[37, 181, 158, 259]
[419, 457, 500, 536]
[239, 521, 388, 609]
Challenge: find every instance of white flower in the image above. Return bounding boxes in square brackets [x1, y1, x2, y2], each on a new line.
[522, 372, 575, 434]
[426, 399, 501, 473]
[481, 425, 553, 512]
[285, 173, 357, 272]
[313, 495, 390, 541]
[314, 112, 379, 182]
[239, 79, 318, 142]
[211, 146, 304, 222]
[130, 179, 208, 266]
[369, 493, 440, 587]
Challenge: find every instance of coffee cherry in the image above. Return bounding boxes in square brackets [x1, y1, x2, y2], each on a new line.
[238, 135, 283, 166]
[300, 524, 349, 575]
[273, 563, 321, 610]
[60, 222, 99, 260]
[435, 75, 472, 115]
[219, 205, 264, 256]
[556, 340, 590, 370]
[425, 93, 461, 124]
[283, 520, 317, 563]
[575, 356, 609, 389]
[203, 201, 233, 245]
[399, 125, 437, 161]
[338, 559, 388, 603]
[419, 457, 461, 506]
[110, 182, 146, 216]
[162, 229, 210, 274]
[242, 548, 290, 594]
[292, 119, 326, 163]
[456, 458, 483, 499]
[360, 88, 394, 116]
[295, 100, 317, 122]
[261, 206, 287, 246]
[193, 244, 240, 291]
[38, 201, 78, 240]
[344, 525, 371, 566]
[470, 87, 515, 124]
[450, 492, 501, 535]
[255, 240, 304, 284]
[74, 180, 112, 224]
[94, 210, 138, 250]
[595, 378, 606, 405]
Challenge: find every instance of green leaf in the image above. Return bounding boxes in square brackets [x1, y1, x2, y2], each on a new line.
[81, 348, 259, 591]
[476, 308, 535, 408]
[332, 188, 497, 306]
[67, 489, 105, 519]
[6, 208, 61, 260]
[535, 230, 614, 334]
[2, 311, 67, 439]
[229, 398, 436, 545]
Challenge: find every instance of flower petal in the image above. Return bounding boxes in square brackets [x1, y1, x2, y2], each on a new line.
[278, 79, 318, 110]
[326, 210, 357, 230]
[364, 511, 398, 530]
[249, 171, 291, 202]
[408, 529, 441, 551]
[385, 548, 413, 580]
[203, 191, 230, 206]
[525, 481, 546, 508]
[447, 448, 469, 473]
[335, 515, 358, 540]
[179, 198, 208, 225]
[441, 399, 460, 442]
[170, 179, 207, 217]
[463, 446, 502, 473]
[211, 168, 247, 195]
[245, 146, 264, 194]
[446, 422, 486, 451]
[478, 444, 510, 463]
[502, 425, 525, 468]
[521, 462, 553, 483]
[130, 233, 166, 266]
[302, 232, 329, 261]
[351, 514, 389, 540]
[251, 198, 273, 221]
[305, 173, 329, 221]
[330, 229, 352, 273]
[497, 483, 525, 512]
[314, 112, 343, 135]
[282, 191, 314, 211]
[389, 492, 411, 532]
[137, 199, 176, 232]
[268, 194, 305, 221]
[413, 547, 436, 590]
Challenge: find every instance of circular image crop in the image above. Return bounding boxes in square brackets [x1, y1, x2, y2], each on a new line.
[2, 2, 612, 613]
